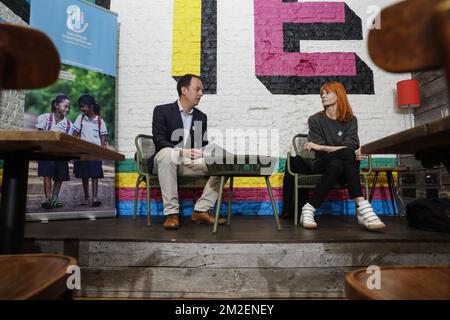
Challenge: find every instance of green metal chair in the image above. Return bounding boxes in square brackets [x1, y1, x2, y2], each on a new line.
[286, 134, 372, 226]
[133, 134, 209, 226]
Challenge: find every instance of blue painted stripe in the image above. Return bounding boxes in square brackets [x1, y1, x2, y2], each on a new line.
[117, 199, 397, 217]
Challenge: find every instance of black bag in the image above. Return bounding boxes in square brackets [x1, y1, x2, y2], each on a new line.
[406, 198, 450, 233]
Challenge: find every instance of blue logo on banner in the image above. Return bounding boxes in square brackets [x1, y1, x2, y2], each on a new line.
[30, 0, 117, 77]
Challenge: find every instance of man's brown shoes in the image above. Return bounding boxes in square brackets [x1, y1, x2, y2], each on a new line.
[163, 214, 179, 230]
[192, 210, 226, 225]
[164, 211, 225, 229]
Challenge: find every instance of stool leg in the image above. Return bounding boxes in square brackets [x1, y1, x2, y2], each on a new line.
[387, 172, 399, 216]
[213, 176, 226, 234]
[369, 172, 379, 202]
[391, 172, 405, 216]
[386, 171, 397, 216]
[265, 176, 281, 231]
[227, 177, 234, 225]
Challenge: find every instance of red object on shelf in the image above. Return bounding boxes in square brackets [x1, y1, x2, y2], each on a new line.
[397, 79, 421, 109]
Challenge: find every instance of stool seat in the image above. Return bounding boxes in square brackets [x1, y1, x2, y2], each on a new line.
[0, 254, 77, 299]
[345, 266, 450, 300]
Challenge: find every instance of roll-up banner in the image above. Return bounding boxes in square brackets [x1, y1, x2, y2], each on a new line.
[24, 0, 118, 222]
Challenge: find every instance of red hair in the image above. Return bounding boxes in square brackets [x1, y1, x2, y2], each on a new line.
[317, 82, 354, 122]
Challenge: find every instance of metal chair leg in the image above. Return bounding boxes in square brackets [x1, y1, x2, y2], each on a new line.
[213, 176, 226, 234]
[369, 172, 379, 202]
[133, 175, 143, 220]
[294, 177, 299, 226]
[227, 177, 234, 225]
[265, 176, 281, 231]
[146, 175, 151, 226]
[364, 175, 369, 200]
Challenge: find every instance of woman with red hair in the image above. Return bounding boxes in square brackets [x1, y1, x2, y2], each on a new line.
[300, 82, 385, 231]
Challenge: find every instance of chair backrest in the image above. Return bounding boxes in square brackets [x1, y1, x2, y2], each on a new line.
[135, 134, 155, 175]
[292, 133, 315, 160]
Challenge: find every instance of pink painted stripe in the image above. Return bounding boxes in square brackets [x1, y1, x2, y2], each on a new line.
[117, 187, 283, 202]
[117, 186, 394, 202]
[323, 188, 395, 201]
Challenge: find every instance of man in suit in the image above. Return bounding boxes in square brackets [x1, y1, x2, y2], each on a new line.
[150, 74, 226, 229]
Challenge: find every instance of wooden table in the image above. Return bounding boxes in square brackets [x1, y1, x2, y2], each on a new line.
[0, 130, 125, 254]
[0, 254, 77, 299]
[361, 116, 450, 173]
[345, 266, 450, 300]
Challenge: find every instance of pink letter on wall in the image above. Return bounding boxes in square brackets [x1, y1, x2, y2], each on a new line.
[254, 0, 374, 94]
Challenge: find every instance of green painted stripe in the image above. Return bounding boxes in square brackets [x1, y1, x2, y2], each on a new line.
[114, 156, 397, 174]
[277, 158, 286, 172]
[117, 158, 286, 174]
[0, 157, 397, 174]
[360, 158, 398, 167]
[116, 159, 136, 173]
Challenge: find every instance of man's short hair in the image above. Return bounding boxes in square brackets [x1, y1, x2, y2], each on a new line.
[177, 74, 202, 97]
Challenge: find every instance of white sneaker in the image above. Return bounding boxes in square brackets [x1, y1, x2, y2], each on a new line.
[356, 200, 386, 231]
[300, 203, 317, 229]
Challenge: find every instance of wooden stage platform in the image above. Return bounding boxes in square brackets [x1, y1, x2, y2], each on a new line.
[24, 216, 450, 299]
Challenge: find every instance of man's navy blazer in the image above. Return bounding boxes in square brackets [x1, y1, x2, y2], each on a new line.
[148, 101, 208, 172]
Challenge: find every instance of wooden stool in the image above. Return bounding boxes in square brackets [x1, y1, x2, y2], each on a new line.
[345, 266, 450, 300]
[0, 254, 77, 299]
[367, 166, 409, 215]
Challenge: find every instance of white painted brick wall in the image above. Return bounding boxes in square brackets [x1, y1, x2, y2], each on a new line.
[0, 2, 27, 129]
[111, 0, 411, 158]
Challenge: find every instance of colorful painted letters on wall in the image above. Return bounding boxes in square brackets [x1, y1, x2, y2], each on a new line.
[254, 0, 374, 95]
[172, 0, 374, 95]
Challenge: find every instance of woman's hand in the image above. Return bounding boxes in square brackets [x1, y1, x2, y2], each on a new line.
[304, 142, 321, 152]
[355, 149, 367, 161]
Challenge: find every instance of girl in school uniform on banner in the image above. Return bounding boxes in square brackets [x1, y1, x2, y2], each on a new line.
[36, 95, 73, 209]
[72, 94, 108, 207]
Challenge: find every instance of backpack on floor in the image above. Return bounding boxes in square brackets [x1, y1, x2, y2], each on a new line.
[406, 198, 450, 233]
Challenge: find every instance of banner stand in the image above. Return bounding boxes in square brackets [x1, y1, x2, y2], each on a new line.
[26, 210, 116, 223]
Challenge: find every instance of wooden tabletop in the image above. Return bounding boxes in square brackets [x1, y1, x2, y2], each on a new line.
[0, 254, 77, 299]
[0, 130, 125, 161]
[345, 266, 450, 300]
[361, 116, 450, 154]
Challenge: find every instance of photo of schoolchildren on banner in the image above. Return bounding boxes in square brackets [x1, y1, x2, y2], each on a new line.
[23, 0, 118, 220]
